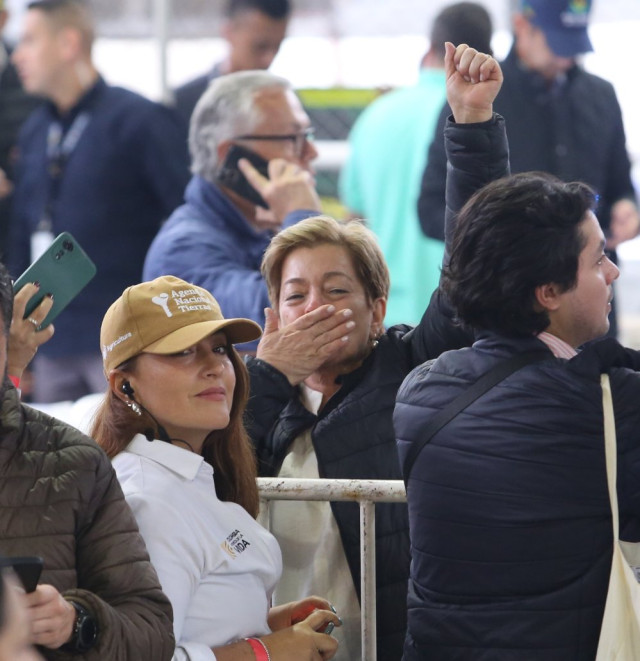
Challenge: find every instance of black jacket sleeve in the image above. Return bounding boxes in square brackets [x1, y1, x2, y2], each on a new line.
[409, 114, 510, 365]
[596, 81, 637, 232]
[570, 337, 640, 378]
[417, 102, 450, 241]
[245, 357, 315, 477]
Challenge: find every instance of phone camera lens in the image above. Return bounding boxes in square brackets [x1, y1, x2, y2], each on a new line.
[54, 250, 64, 260]
[63, 241, 74, 251]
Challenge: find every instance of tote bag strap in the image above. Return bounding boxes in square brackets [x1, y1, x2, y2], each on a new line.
[601, 373, 620, 538]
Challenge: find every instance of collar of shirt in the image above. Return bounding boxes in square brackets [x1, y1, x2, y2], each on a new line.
[46, 75, 105, 128]
[537, 331, 577, 359]
[299, 382, 323, 415]
[125, 433, 205, 481]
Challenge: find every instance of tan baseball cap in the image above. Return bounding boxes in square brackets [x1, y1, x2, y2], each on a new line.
[100, 276, 262, 374]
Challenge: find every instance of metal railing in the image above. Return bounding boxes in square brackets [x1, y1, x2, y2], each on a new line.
[257, 477, 407, 661]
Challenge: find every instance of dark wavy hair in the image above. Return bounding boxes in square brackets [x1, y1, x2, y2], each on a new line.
[91, 345, 259, 518]
[442, 171, 596, 336]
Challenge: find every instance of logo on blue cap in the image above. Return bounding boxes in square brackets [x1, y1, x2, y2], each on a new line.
[561, 0, 590, 28]
[521, 0, 593, 57]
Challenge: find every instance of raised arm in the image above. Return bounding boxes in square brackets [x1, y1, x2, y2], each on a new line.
[442, 42, 504, 256]
[411, 43, 508, 363]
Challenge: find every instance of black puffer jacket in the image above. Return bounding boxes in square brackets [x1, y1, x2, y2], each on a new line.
[0, 384, 174, 661]
[395, 332, 640, 661]
[246, 116, 509, 659]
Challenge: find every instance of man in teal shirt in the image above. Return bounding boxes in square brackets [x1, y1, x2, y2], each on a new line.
[340, 3, 492, 326]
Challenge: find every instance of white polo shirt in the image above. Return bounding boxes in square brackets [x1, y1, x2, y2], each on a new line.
[113, 435, 282, 661]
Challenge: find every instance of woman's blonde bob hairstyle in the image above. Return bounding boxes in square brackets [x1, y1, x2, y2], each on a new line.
[261, 215, 390, 311]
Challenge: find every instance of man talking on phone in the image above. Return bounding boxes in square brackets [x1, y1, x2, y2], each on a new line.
[143, 70, 321, 351]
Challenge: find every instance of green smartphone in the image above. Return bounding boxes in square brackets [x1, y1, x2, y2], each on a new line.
[13, 232, 97, 330]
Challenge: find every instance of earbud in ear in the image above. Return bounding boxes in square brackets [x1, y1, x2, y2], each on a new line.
[121, 381, 135, 398]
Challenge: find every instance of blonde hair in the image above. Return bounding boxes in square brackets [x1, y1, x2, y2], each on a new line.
[261, 215, 390, 311]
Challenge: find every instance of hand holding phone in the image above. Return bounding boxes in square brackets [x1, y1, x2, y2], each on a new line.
[239, 159, 321, 225]
[13, 232, 96, 330]
[8, 283, 55, 379]
[216, 144, 270, 209]
[217, 144, 321, 223]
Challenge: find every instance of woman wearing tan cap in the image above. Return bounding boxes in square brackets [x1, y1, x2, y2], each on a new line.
[91, 275, 340, 661]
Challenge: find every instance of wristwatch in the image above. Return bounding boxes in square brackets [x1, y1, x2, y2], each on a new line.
[66, 601, 98, 652]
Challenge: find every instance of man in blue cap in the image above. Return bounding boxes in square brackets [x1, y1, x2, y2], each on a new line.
[419, 0, 638, 337]
[520, 0, 591, 57]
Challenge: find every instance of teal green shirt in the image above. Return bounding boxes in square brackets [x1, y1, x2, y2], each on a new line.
[340, 69, 446, 326]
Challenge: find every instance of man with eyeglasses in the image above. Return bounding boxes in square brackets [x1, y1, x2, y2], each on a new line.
[143, 70, 321, 351]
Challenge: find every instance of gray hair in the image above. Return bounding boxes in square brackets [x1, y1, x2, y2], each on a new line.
[189, 70, 292, 182]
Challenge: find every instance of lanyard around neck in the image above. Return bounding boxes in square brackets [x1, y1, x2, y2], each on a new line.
[44, 111, 91, 219]
[46, 111, 91, 174]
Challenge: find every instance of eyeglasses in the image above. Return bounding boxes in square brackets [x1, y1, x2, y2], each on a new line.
[233, 127, 315, 158]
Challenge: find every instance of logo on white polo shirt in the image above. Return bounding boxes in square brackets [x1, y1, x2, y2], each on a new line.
[221, 529, 251, 558]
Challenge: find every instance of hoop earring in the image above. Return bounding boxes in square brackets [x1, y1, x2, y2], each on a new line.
[126, 399, 142, 416]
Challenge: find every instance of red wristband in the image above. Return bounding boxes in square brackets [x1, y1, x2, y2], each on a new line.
[245, 637, 271, 661]
[9, 375, 20, 389]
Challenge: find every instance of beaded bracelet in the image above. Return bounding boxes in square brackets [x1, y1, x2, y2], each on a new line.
[245, 637, 271, 661]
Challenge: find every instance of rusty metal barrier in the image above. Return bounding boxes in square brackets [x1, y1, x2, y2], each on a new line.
[257, 477, 407, 661]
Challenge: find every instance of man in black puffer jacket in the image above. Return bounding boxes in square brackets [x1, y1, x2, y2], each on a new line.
[395, 43, 639, 661]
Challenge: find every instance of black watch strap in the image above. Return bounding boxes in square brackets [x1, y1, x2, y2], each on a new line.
[65, 601, 98, 652]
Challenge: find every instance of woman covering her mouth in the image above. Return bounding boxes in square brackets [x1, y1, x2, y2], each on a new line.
[92, 275, 341, 661]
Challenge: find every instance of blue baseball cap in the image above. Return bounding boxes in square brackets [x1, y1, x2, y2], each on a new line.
[521, 0, 593, 57]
